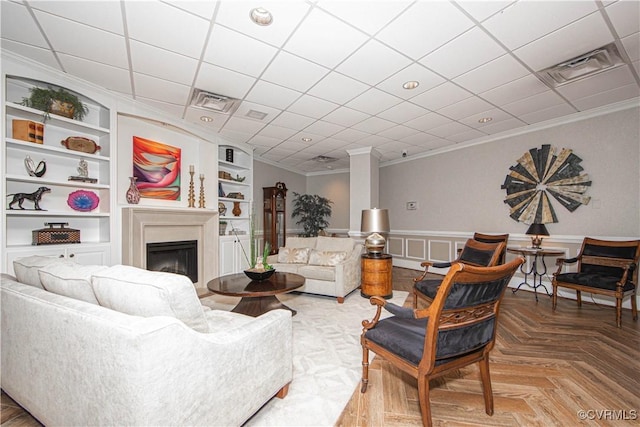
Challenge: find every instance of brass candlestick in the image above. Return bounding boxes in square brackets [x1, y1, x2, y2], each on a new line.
[188, 170, 195, 208]
[198, 174, 205, 208]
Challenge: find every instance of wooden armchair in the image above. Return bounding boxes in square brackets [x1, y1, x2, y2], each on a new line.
[552, 237, 640, 327]
[361, 257, 524, 427]
[413, 239, 506, 308]
[469, 233, 509, 264]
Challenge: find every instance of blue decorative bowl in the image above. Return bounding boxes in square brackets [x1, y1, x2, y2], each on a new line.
[67, 190, 99, 212]
[244, 268, 275, 281]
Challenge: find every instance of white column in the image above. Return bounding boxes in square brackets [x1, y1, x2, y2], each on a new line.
[347, 147, 381, 236]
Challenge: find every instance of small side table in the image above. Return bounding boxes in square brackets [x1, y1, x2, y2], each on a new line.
[507, 247, 564, 301]
[361, 254, 393, 299]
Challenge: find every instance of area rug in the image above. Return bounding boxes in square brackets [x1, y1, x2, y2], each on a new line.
[200, 290, 408, 426]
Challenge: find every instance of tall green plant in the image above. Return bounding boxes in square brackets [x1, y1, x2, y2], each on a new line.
[291, 192, 333, 237]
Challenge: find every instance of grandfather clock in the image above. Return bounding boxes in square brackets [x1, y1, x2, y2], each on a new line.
[263, 182, 287, 255]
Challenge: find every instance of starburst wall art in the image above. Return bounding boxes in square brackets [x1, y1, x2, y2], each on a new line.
[501, 144, 591, 224]
[132, 136, 181, 200]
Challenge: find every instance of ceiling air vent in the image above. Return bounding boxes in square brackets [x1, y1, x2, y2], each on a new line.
[536, 43, 624, 88]
[311, 155, 338, 163]
[190, 89, 240, 114]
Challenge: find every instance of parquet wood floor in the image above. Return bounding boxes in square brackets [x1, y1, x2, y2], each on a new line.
[2, 267, 639, 426]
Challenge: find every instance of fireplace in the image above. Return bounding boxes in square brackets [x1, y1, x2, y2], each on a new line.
[122, 207, 218, 287]
[146, 240, 198, 283]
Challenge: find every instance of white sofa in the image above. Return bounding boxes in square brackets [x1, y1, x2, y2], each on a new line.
[1, 256, 292, 426]
[267, 236, 363, 303]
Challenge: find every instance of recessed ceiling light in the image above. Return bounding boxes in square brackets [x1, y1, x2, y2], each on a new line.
[250, 7, 273, 26]
[478, 117, 492, 123]
[403, 81, 419, 90]
[200, 116, 213, 122]
[302, 137, 312, 142]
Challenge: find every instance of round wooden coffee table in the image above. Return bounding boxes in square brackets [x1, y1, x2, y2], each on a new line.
[206, 272, 305, 317]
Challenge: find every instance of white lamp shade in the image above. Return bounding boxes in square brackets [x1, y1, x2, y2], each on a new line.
[361, 208, 390, 233]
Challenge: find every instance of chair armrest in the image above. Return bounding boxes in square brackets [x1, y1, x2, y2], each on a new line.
[414, 260, 452, 282]
[553, 257, 578, 276]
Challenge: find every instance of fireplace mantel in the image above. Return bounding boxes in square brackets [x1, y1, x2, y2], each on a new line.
[122, 207, 218, 287]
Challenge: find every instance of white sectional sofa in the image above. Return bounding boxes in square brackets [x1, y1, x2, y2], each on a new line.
[1, 256, 293, 426]
[267, 236, 364, 303]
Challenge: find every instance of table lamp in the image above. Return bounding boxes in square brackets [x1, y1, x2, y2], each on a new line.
[361, 208, 390, 256]
[526, 223, 549, 249]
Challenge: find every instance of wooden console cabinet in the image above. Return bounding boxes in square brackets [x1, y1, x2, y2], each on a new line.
[360, 254, 393, 299]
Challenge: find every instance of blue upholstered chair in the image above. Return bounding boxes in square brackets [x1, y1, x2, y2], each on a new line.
[552, 237, 640, 327]
[360, 257, 524, 427]
[413, 238, 507, 308]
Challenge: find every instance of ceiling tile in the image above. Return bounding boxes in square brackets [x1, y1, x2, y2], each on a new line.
[222, 116, 265, 134]
[513, 12, 613, 72]
[255, 124, 299, 140]
[428, 121, 474, 138]
[308, 71, 369, 104]
[458, 108, 515, 129]
[400, 131, 440, 145]
[337, 39, 412, 85]
[438, 96, 494, 120]
[377, 102, 428, 124]
[453, 54, 529, 94]
[376, 63, 445, 99]
[34, 10, 128, 68]
[571, 83, 640, 111]
[184, 108, 225, 131]
[203, 25, 277, 77]
[332, 128, 369, 142]
[234, 101, 281, 123]
[245, 80, 301, 110]
[125, 1, 209, 58]
[317, 0, 411, 35]
[556, 65, 636, 101]
[621, 32, 640, 62]
[1, 39, 60, 70]
[447, 128, 487, 143]
[195, 62, 256, 99]
[248, 134, 283, 148]
[216, 1, 311, 48]
[409, 82, 472, 110]
[286, 94, 339, 119]
[376, 1, 474, 59]
[606, 0, 640, 38]
[269, 111, 316, 130]
[346, 87, 402, 115]
[501, 90, 566, 117]
[169, 1, 217, 19]
[519, 103, 577, 124]
[480, 74, 549, 106]
[455, 1, 514, 23]
[322, 106, 369, 127]
[58, 53, 132, 95]
[352, 116, 397, 133]
[404, 112, 452, 132]
[133, 73, 191, 105]
[378, 125, 420, 140]
[137, 96, 187, 118]
[303, 120, 346, 137]
[420, 27, 507, 79]
[482, 0, 598, 50]
[130, 40, 198, 86]
[29, 0, 124, 34]
[261, 51, 329, 92]
[284, 7, 368, 68]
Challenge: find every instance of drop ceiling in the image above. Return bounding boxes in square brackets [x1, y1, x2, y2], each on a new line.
[1, 0, 639, 174]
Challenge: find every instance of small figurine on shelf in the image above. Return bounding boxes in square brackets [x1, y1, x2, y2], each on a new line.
[24, 155, 47, 178]
[68, 158, 98, 183]
[7, 186, 51, 210]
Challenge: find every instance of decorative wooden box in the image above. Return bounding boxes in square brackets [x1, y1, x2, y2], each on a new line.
[12, 120, 44, 144]
[32, 222, 80, 245]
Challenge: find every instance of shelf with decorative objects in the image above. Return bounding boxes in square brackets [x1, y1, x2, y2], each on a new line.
[2, 74, 113, 271]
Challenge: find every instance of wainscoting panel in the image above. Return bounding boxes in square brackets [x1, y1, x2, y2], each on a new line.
[429, 240, 451, 263]
[387, 237, 404, 258]
[405, 238, 425, 260]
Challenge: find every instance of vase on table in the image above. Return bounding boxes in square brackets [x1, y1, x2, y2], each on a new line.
[126, 176, 141, 204]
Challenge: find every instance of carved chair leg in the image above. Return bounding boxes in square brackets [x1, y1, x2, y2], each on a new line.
[632, 293, 638, 321]
[576, 290, 582, 307]
[417, 376, 433, 427]
[361, 346, 370, 393]
[552, 285, 558, 311]
[276, 383, 290, 399]
[413, 288, 418, 309]
[616, 297, 623, 328]
[478, 357, 494, 416]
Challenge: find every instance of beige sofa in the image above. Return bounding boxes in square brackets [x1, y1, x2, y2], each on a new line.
[267, 236, 363, 303]
[1, 256, 292, 426]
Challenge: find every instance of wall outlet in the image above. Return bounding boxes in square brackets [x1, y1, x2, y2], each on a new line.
[406, 201, 418, 210]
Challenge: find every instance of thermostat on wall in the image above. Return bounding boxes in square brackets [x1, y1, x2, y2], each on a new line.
[406, 201, 418, 210]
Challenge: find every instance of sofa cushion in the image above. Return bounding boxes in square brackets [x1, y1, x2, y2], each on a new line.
[270, 263, 301, 274]
[315, 236, 354, 252]
[38, 263, 106, 304]
[309, 249, 348, 266]
[13, 255, 74, 289]
[91, 265, 209, 333]
[285, 237, 317, 249]
[277, 247, 311, 264]
[298, 265, 336, 281]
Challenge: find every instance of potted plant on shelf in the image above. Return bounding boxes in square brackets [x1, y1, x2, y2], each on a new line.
[21, 86, 89, 121]
[291, 192, 333, 237]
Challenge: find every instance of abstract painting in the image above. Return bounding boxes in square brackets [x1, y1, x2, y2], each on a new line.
[132, 136, 181, 200]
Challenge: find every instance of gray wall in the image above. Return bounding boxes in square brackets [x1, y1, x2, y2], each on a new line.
[306, 171, 350, 231]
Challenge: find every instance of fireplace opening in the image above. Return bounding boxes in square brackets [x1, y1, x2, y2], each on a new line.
[146, 240, 198, 283]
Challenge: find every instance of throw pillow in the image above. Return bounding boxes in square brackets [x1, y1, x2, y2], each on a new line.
[39, 263, 106, 304]
[308, 249, 348, 266]
[13, 255, 74, 288]
[91, 265, 209, 333]
[277, 247, 311, 264]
